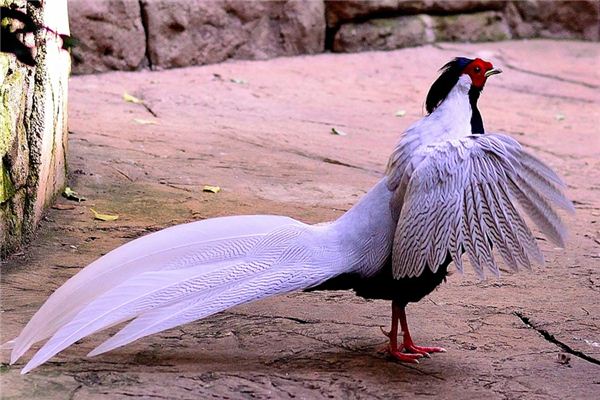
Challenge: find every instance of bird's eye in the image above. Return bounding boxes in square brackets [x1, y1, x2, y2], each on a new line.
[474, 66, 481, 73]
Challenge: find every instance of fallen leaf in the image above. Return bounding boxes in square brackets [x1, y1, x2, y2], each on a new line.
[52, 204, 76, 210]
[203, 185, 221, 193]
[555, 113, 565, 121]
[395, 109, 407, 117]
[63, 187, 86, 202]
[330, 128, 347, 136]
[90, 208, 119, 221]
[230, 78, 246, 84]
[133, 118, 159, 125]
[123, 92, 143, 104]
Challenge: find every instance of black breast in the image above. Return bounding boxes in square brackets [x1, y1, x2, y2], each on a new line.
[308, 253, 452, 307]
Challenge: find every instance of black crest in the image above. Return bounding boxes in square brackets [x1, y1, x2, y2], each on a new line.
[425, 57, 473, 114]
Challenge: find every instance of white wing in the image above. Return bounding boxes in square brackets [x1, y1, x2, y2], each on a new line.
[388, 133, 573, 279]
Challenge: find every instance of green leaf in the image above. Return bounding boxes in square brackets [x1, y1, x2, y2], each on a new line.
[63, 187, 86, 202]
[90, 208, 119, 221]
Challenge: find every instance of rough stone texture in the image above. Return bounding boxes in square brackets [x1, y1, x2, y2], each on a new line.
[329, 0, 599, 53]
[333, 11, 511, 52]
[142, 0, 325, 69]
[0, 0, 70, 257]
[325, 0, 507, 27]
[1, 40, 599, 399]
[63, 0, 598, 72]
[506, 0, 600, 41]
[67, 0, 146, 74]
[333, 15, 434, 52]
[433, 11, 511, 42]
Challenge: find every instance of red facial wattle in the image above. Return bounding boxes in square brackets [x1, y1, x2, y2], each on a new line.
[463, 58, 495, 88]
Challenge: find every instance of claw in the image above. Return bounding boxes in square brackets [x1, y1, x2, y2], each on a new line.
[380, 326, 391, 338]
[388, 349, 421, 364]
[405, 344, 446, 355]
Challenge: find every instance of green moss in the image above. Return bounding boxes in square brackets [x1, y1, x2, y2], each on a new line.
[371, 18, 399, 29]
[0, 54, 12, 158]
[0, 162, 15, 203]
[1, 54, 25, 160]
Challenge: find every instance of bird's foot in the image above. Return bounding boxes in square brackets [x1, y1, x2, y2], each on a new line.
[378, 339, 424, 364]
[387, 346, 423, 364]
[403, 343, 447, 357]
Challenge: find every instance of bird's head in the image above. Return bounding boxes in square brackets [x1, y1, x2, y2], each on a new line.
[426, 57, 502, 114]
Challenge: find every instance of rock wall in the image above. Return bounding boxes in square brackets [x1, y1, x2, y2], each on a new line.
[68, 0, 599, 74]
[0, 0, 70, 258]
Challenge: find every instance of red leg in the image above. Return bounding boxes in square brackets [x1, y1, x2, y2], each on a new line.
[399, 307, 446, 356]
[381, 303, 422, 363]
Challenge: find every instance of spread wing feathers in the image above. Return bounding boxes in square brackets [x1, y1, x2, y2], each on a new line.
[10, 215, 347, 373]
[391, 133, 573, 279]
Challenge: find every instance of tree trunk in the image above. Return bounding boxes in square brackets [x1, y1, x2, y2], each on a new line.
[0, 0, 70, 258]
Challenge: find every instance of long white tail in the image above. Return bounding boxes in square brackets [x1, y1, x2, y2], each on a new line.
[7, 214, 352, 374]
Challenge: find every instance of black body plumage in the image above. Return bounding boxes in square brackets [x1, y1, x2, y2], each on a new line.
[309, 255, 450, 308]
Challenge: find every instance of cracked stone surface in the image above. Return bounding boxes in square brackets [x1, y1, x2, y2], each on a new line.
[1, 40, 599, 399]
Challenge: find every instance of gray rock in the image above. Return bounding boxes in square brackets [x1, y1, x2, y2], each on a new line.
[506, 0, 599, 41]
[68, 0, 147, 74]
[333, 15, 434, 52]
[332, 10, 510, 53]
[325, 0, 507, 27]
[434, 11, 512, 42]
[142, 0, 325, 69]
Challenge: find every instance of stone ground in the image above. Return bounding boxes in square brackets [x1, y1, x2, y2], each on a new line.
[1, 40, 599, 399]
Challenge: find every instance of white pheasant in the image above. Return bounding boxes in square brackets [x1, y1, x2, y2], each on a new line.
[4, 57, 572, 373]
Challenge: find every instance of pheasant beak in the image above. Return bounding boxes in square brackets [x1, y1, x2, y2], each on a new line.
[484, 68, 502, 78]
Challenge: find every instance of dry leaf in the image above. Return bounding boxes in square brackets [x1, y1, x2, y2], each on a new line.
[330, 128, 347, 136]
[133, 118, 159, 125]
[203, 185, 221, 193]
[395, 109, 407, 117]
[63, 187, 86, 202]
[90, 208, 119, 221]
[123, 92, 143, 104]
[52, 204, 75, 210]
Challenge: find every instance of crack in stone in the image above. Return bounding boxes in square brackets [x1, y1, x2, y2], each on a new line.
[514, 311, 600, 366]
[223, 310, 385, 329]
[138, 0, 152, 70]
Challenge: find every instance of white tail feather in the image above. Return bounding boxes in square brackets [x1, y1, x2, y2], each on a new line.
[9, 215, 306, 365]
[10, 179, 400, 374]
[16, 217, 354, 374]
[88, 265, 334, 358]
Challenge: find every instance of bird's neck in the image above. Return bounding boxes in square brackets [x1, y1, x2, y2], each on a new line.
[424, 79, 473, 142]
[329, 178, 396, 277]
[468, 86, 484, 134]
